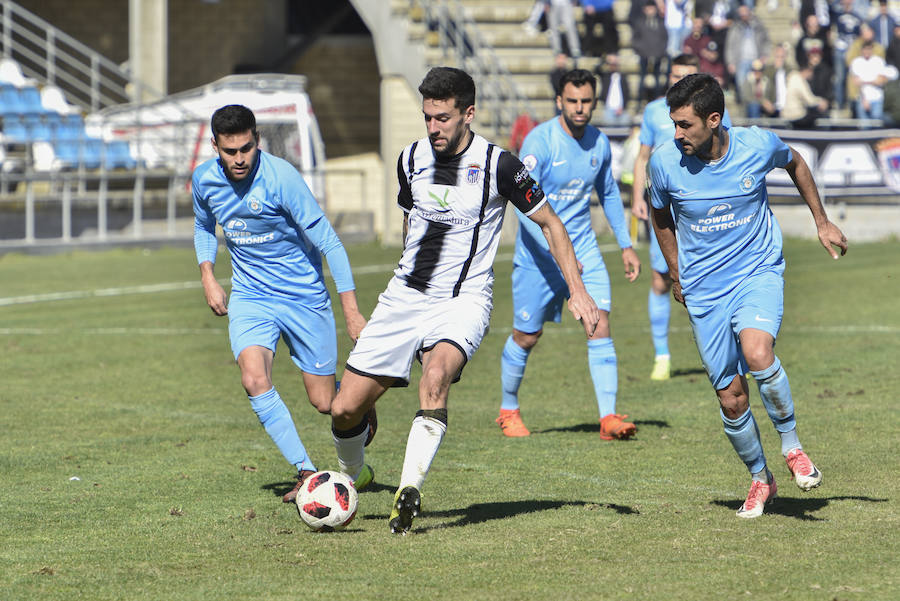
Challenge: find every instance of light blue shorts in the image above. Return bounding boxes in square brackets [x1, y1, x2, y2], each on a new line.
[512, 246, 611, 334]
[687, 270, 784, 390]
[228, 293, 337, 376]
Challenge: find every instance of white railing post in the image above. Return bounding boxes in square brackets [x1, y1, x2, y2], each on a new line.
[46, 28, 55, 84]
[61, 174, 72, 242]
[2, 0, 11, 59]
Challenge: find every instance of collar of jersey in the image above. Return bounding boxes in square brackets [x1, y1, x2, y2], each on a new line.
[433, 131, 475, 163]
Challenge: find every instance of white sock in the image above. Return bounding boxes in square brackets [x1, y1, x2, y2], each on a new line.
[332, 428, 368, 480]
[398, 415, 447, 491]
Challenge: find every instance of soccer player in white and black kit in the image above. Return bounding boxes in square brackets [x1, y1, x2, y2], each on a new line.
[329, 67, 602, 534]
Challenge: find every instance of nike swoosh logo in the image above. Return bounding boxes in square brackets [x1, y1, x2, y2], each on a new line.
[754, 315, 773, 323]
[314, 360, 334, 369]
[552, 160, 566, 167]
[600, 298, 611, 304]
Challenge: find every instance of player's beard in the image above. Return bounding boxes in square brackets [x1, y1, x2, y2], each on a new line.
[562, 112, 589, 138]
[431, 128, 471, 160]
[683, 128, 716, 159]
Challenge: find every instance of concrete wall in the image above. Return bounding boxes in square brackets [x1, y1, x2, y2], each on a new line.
[16, 0, 288, 95]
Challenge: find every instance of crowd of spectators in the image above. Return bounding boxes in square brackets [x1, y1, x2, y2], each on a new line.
[528, 0, 900, 128]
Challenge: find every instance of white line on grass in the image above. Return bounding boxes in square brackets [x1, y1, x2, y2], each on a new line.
[1, 250, 895, 335]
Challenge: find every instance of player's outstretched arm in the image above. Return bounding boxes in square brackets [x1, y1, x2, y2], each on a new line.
[199, 261, 228, 316]
[528, 203, 602, 336]
[339, 290, 367, 343]
[784, 147, 848, 259]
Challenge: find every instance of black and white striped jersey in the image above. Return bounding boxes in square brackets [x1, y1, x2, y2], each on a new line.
[395, 132, 547, 298]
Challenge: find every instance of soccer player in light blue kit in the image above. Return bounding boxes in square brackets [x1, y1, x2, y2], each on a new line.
[648, 74, 848, 518]
[496, 69, 641, 440]
[192, 105, 368, 505]
[632, 54, 733, 381]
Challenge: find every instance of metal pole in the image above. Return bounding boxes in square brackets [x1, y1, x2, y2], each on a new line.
[61, 175, 71, 242]
[166, 173, 177, 238]
[46, 28, 55, 84]
[2, 0, 11, 59]
[98, 168, 108, 241]
[24, 179, 34, 244]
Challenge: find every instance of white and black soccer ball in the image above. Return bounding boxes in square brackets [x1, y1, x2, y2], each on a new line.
[296, 470, 358, 532]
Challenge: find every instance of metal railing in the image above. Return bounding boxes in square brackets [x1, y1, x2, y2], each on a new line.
[416, 0, 533, 135]
[0, 162, 373, 251]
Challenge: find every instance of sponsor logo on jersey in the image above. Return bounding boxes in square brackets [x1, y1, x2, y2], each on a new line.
[427, 187, 452, 210]
[466, 163, 483, 185]
[707, 203, 732, 216]
[690, 210, 756, 233]
[525, 183, 543, 204]
[246, 196, 264, 214]
[522, 154, 538, 172]
[739, 173, 756, 193]
[226, 218, 247, 231]
[513, 165, 531, 187]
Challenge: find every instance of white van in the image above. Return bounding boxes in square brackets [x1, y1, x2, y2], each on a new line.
[85, 73, 327, 203]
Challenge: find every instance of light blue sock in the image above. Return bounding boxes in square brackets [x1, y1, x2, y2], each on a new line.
[720, 407, 767, 474]
[750, 356, 801, 456]
[587, 337, 617, 418]
[648, 289, 671, 357]
[500, 335, 531, 411]
[249, 387, 315, 472]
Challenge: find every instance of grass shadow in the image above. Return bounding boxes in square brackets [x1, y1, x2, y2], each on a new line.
[672, 367, 708, 378]
[362, 499, 639, 533]
[710, 495, 889, 521]
[535, 419, 670, 435]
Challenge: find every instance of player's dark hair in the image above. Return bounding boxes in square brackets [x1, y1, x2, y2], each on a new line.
[671, 53, 700, 69]
[211, 104, 257, 139]
[418, 67, 476, 111]
[666, 73, 724, 121]
[557, 68, 597, 96]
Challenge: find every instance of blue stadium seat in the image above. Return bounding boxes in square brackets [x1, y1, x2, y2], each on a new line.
[103, 140, 136, 169]
[0, 83, 25, 116]
[53, 137, 101, 170]
[19, 86, 48, 114]
[2, 113, 28, 142]
[53, 113, 85, 140]
[23, 112, 52, 141]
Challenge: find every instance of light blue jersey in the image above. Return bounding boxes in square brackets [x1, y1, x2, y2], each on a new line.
[515, 117, 632, 274]
[648, 126, 792, 305]
[192, 151, 354, 304]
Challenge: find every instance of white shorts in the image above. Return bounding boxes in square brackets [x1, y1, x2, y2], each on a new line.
[345, 277, 493, 386]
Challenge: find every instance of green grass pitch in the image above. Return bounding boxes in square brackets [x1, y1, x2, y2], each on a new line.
[0, 237, 897, 600]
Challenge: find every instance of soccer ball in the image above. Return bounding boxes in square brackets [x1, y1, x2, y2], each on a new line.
[296, 470, 358, 532]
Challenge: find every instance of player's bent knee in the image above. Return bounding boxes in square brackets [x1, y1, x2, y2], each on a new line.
[308, 395, 332, 415]
[330, 397, 365, 425]
[241, 373, 272, 398]
[512, 329, 542, 350]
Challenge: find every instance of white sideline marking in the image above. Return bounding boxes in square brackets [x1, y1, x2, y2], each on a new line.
[0, 248, 618, 307]
[1, 324, 896, 337]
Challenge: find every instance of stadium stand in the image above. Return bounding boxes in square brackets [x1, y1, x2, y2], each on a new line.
[0, 63, 138, 171]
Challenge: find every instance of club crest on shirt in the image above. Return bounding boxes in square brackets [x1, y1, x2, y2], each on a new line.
[466, 163, 482, 185]
[246, 196, 264, 214]
[522, 154, 537, 172]
[739, 173, 756, 193]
